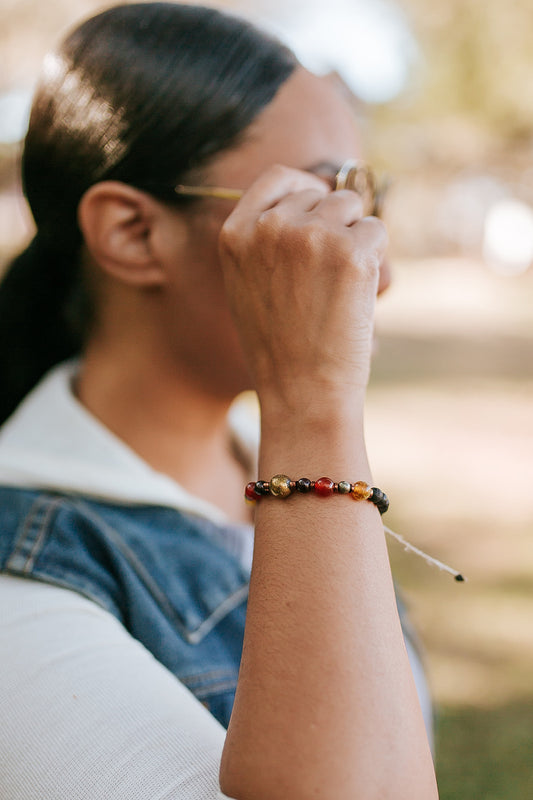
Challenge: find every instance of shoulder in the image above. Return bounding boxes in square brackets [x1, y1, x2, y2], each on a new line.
[0, 488, 129, 615]
[0, 488, 249, 621]
[0, 574, 231, 800]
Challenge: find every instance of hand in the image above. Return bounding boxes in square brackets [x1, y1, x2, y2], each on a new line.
[218, 165, 388, 416]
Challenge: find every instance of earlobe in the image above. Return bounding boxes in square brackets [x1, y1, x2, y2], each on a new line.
[78, 181, 168, 287]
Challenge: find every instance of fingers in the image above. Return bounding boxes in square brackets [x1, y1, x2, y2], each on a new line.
[218, 165, 389, 401]
[346, 216, 389, 273]
[240, 164, 329, 213]
[276, 188, 365, 227]
[220, 162, 388, 288]
[227, 164, 370, 237]
[314, 190, 365, 228]
[272, 188, 329, 214]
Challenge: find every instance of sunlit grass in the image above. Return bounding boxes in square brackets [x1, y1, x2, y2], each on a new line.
[436, 702, 533, 800]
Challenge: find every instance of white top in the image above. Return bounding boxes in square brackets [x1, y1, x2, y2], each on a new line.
[0, 575, 229, 800]
[0, 363, 256, 800]
[0, 363, 432, 799]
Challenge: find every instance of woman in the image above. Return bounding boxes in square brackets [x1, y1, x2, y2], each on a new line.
[0, 4, 438, 799]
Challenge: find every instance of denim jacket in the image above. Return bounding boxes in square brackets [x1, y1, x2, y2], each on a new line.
[0, 363, 433, 741]
[0, 487, 249, 728]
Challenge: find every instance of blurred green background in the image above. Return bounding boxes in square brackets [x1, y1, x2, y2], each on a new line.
[1, 1, 532, 796]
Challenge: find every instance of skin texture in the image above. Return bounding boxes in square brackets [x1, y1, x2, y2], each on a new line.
[76, 68, 438, 798]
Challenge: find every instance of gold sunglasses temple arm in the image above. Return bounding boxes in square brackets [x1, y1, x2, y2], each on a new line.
[174, 184, 244, 200]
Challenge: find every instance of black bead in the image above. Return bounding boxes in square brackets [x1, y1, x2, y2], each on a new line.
[296, 478, 312, 493]
[256, 480, 271, 495]
[370, 487, 389, 515]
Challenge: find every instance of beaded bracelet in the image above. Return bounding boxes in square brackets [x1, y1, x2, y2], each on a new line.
[245, 475, 389, 515]
[245, 475, 467, 581]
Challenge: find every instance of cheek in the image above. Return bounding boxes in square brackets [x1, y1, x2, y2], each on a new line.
[176, 213, 237, 334]
[184, 206, 227, 278]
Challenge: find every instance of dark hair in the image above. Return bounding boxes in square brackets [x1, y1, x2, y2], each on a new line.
[0, 2, 297, 424]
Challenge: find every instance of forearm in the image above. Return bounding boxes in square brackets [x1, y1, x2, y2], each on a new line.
[218, 166, 438, 799]
[220, 408, 438, 800]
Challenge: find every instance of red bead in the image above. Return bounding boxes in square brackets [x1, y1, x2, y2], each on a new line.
[314, 477, 335, 497]
[245, 482, 261, 502]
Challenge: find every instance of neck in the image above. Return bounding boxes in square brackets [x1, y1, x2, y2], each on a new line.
[76, 340, 253, 524]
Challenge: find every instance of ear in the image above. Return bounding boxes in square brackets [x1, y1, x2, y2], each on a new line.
[78, 182, 178, 288]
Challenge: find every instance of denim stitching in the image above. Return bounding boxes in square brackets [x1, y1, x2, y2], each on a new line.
[188, 584, 249, 645]
[168, 667, 238, 697]
[6, 496, 63, 574]
[179, 667, 237, 684]
[189, 680, 238, 699]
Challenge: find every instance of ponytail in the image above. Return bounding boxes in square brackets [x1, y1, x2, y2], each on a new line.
[0, 233, 84, 425]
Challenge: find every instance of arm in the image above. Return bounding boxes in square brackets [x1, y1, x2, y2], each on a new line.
[218, 166, 438, 800]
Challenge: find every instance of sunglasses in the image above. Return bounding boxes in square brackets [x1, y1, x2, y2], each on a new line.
[174, 159, 388, 218]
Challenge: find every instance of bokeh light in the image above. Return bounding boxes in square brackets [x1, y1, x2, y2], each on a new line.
[236, 0, 418, 103]
[483, 198, 533, 275]
[0, 88, 32, 144]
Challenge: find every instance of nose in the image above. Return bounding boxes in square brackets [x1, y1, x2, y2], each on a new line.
[377, 257, 392, 296]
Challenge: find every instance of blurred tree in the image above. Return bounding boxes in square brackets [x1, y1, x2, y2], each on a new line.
[399, 0, 533, 139]
[2, 0, 533, 141]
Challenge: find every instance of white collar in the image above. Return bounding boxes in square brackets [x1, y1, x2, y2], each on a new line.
[0, 361, 259, 527]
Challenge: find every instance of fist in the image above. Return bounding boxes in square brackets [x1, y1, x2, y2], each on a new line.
[219, 165, 388, 412]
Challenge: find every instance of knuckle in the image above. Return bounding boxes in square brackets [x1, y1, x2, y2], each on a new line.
[298, 224, 326, 255]
[256, 206, 284, 236]
[354, 217, 388, 253]
[363, 215, 388, 242]
[256, 213, 324, 258]
[219, 218, 242, 257]
[267, 163, 293, 181]
[298, 218, 327, 247]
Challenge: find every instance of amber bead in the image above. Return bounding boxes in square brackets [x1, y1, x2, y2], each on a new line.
[352, 481, 372, 501]
[269, 474, 293, 498]
[314, 477, 335, 497]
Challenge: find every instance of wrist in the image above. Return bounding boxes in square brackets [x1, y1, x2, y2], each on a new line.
[258, 383, 367, 430]
[259, 403, 371, 480]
